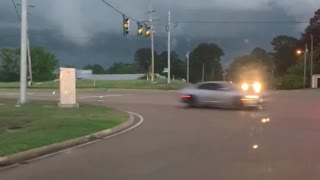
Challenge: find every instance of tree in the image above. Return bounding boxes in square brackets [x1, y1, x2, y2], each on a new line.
[302, 9, 320, 47]
[0, 48, 20, 82]
[301, 9, 320, 71]
[252, 48, 270, 62]
[171, 52, 186, 79]
[274, 59, 305, 89]
[270, 35, 299, 75]
[83, 64, 105, 74]
[105, 63, 140, 74]
[31, 47, 59, 81]
[134, 48, 159, 73]
[157, 51, 186, 79]
[156, 52, 168, 75]
[228, 54, 267, 83]
[189, 43, 224, 83]
[251, 47, 274, 71]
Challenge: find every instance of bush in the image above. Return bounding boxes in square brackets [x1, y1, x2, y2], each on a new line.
[274, 74, 304, 89]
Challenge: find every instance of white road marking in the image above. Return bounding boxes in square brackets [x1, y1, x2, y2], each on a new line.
[0, 112, 144, 171]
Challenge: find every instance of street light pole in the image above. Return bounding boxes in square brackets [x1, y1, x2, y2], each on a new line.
[19, 0, 28, 104]
[186, 52, 189, 83]
[303, 43, 308, 89]
[151, 27, 155, 82]
[310, 34, 314, 88]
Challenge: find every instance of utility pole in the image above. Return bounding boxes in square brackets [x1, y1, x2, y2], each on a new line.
[149, 0, 155, 82]
[11, 0, 33, 87]
[167, 11, 171, 84]
[19, 0, 28, 104]
[186, 52, 189, 83]
[310, 34, 314, 88]
[303, 43, 308, 89]
[165, 11, 178, 84]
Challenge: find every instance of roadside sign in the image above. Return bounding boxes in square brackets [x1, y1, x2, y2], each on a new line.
[163, 68, 168, 73]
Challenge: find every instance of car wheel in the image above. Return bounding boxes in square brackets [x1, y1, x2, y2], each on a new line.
[256, 105, 263, 111]
[232, 96, 243, 110]
[188, 95, 199, 108]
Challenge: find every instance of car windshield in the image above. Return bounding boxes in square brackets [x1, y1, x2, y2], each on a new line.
[1, 0, 319, 179]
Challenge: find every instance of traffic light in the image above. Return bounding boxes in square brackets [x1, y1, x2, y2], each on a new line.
[123, 15, 130, 35]
[137, 23, 143, 36]
[145, 25, 151, 37]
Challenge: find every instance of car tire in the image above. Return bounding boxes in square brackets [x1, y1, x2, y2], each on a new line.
[232, 96, 243, 110]
[188, 95, 199, 108]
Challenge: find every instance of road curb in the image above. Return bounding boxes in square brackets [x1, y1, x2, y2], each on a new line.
[0, 113, 135, 167]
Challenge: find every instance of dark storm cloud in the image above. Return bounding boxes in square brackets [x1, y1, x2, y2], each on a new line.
[0, 0, 319, 68]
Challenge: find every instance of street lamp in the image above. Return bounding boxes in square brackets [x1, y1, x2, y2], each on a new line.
[296, 49, 303, 56]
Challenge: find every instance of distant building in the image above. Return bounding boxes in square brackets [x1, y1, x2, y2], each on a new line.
[75, 69, 165, 81]
[86, 74, 145, 80]
[76, 70, 93, 79]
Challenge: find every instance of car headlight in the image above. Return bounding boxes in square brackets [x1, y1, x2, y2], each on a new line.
[253, 82, 262, 93]
[241, 83, 249, 91]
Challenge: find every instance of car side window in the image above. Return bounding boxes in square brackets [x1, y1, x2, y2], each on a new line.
[198, 83, 218, 90]
[216, 84, 230, 91]
[198, 83, 211, 90]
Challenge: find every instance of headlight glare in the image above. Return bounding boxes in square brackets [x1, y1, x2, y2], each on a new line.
[241, 83, 249, 91]
[253, 82, 262, 93]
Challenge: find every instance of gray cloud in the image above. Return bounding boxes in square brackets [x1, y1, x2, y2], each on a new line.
[0, 0, 319, 68]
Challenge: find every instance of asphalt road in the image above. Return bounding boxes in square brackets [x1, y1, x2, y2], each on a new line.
[1, 89, 320, 180]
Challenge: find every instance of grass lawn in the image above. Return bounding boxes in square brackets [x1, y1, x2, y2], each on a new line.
[0, 99, 128, 157]
[0, 80, 188, 90]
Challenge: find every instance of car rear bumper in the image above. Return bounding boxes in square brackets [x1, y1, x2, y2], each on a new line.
[180, 94, 192, 104]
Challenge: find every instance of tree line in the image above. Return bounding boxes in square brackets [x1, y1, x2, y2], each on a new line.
[227, 8, 320, 89]
[0, 47, 58, 82]
[83, 43, 225, 83]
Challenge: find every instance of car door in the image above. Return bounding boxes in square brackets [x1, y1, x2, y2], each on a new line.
[197, 83, 220, 105]
[216, 83, 232, 106]
[215, 83, 239, 106]
[196, 83, 213, 105]
[208, 83, 226, 105]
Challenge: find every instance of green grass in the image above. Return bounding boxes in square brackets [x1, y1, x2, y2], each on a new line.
[0, 99, 128, 156]
[0, 80, 188, 90]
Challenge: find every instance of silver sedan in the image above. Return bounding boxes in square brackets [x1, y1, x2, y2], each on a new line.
[179, 81, 263, 109]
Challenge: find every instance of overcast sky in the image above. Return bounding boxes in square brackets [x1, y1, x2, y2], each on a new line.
[0, 0, 319, 68]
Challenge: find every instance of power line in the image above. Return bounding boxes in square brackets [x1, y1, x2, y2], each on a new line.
[100, 0, 140, 22]
[11, 0, 21, 21]
[177, 21, 309, 24]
